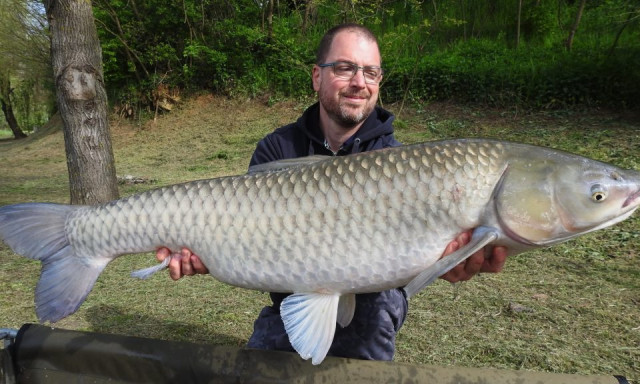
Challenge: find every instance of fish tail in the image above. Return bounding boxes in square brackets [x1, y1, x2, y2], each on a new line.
[0, 203, 107, 323]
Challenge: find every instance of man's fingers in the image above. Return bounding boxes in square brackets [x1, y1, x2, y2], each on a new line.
[168, 253, 183, 281]
[461, 250, 484, 279]
[156, 247, 170, 262]
[483, 246, 507, 273]
[439, 231, 509, 284]
[441, 263, 464, 282]
[442, 241, 458, 258]
[181, 248, 195, 276]
[455, 231, 471, 247]
[439, 230, 469, 282]
[191, 255, 210, 274]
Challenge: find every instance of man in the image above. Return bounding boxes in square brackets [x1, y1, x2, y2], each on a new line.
[157, 23, 507, 360]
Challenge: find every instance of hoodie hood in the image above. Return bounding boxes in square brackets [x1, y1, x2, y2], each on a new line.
[297, 103, 396, 155]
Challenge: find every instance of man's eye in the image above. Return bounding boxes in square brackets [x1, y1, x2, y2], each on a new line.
[364, 70, 379, 78]
[335, 65, 354, 73]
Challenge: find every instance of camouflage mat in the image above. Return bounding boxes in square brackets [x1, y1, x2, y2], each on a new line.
[0, 324, 628, 384]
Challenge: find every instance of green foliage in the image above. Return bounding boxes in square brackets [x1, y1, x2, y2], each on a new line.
[0, 0, 52, 133]
[182, 42, 227, 90]
[382, 38, 640, 109]
[11, 78, 52, 130]
[522, 0, 563, 46]
[92, 0, 640, 111]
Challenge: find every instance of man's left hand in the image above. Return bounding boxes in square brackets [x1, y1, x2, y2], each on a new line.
[439, 231, 507, 283]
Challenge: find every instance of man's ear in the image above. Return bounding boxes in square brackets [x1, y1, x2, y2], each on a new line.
[312, 65, 321, 92]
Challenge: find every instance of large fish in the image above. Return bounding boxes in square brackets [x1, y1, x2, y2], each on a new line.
[0, 139, 639, 364]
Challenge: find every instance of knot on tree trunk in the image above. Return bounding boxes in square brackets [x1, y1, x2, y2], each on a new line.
[61, 65, 97, 101]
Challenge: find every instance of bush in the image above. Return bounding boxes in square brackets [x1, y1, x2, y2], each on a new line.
[96, 0, 640, 111]
[381, 38, 640, 109]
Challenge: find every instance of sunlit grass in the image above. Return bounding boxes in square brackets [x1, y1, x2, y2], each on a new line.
[0, 129, 14, 140]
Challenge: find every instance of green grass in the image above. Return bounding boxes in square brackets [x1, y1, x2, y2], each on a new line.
[0, 129, 14, 140]
[1, 97, 639, 381]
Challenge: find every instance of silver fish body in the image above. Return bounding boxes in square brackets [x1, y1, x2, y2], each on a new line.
[71, 140, 503, 293]
[1, 138, 639, 364]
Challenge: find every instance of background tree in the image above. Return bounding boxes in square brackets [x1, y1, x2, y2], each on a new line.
[0, 0, 51, 138]
[566, 0, 587, 51]
[43, 0, 119, 204]
[0, 72, 26, 139]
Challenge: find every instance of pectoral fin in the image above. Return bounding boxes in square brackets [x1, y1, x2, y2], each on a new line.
[403, 227, 500, 299]
[131, 257, 171, 279]
[337, 293, 356, 327]
[280, 292, 340, 365]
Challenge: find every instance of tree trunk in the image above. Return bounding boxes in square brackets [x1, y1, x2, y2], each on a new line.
[266, 0, 274, 42]
[44, 0, 119, 204]
[460, 0, 467, 40]
[302, 0, 315, 33]
[566, 0, 586, 51]
[0, 73, 27, 139]
[607, 6, 635, 58]
[516, 0, 522, 49]
[1, 99, 27, 139]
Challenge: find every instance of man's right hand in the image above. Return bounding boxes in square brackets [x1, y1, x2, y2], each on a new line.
[156, 247, 209, 280]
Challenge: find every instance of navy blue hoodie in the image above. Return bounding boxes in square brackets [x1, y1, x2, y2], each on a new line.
[246, 102, 408, 361]
[249, 102, 400, 164]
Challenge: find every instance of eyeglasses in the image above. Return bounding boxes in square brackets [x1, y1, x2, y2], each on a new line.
[318, 61, 384, 84]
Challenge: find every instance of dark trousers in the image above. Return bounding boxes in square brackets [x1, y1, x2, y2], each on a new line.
[247, 289, 408, 361]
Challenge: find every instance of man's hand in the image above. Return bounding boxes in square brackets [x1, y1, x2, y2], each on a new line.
[156, 247, 209, 280]
[439, 231, 507, 283]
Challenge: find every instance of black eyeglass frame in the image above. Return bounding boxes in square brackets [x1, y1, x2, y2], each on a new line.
[318, 61, 384, 84]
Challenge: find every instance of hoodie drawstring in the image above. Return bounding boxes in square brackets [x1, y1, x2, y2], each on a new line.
[352, 138, 362, 153]
[308, 139, 315, 155]
[311, 137, 363, 156]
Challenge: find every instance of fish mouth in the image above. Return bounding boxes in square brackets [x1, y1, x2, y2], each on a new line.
[623, 189, 640, 208]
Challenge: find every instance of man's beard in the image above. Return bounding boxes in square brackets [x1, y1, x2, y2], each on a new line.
[320, 90, 375, 127]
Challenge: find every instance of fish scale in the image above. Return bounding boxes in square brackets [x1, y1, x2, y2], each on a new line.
[1, 138, 639, 365]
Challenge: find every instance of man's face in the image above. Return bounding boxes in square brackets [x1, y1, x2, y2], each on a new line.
[313, 31, 381, 128]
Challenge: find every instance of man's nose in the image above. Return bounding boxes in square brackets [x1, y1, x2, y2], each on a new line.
[349, 69, 367, 87]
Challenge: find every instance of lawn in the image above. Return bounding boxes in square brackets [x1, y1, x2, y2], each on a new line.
[0, 95, 638, 381]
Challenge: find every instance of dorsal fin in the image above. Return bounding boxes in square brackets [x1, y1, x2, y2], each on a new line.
[248, 155, 331, 174]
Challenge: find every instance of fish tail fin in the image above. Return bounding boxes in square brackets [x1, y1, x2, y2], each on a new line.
[0, 203, 107, 323]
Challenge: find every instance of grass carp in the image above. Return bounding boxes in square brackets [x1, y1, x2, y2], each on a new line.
[0, 138, 639, 364]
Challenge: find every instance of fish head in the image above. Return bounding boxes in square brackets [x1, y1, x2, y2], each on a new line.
[552, 163, 640, 236]
[495, 153, 640, 246]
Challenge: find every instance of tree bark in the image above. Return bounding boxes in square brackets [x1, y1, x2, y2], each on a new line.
[302, 0, 315, 33]
[566, 0, 586, 51]
[266, 0, 274, 42]
[44, 0, 119, 204]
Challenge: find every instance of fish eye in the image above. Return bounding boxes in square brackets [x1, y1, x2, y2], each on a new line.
[590, 184, 607, 202]
[592, 191, 606, 202]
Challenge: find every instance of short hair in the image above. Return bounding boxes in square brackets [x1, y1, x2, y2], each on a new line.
[315, 23, 380, 65]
